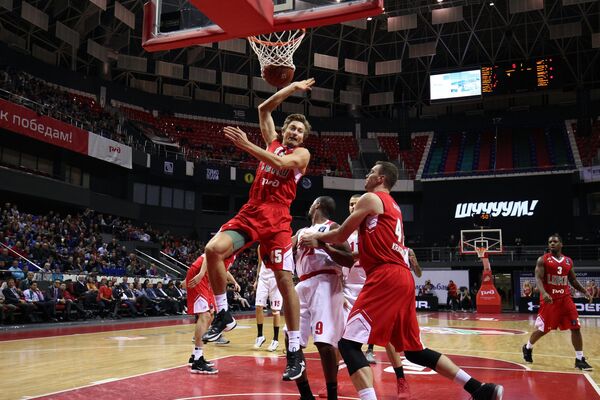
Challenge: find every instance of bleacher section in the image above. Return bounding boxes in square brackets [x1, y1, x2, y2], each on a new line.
[376, 134, 429, 179]
[121, 108, 357, 177]
[422, 125, 576, 178]
[573, 121, 600, 167]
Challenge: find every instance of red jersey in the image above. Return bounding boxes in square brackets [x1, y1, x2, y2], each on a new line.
[541, 253, 573, 301]
[358, 192, 410, 275]
[185, 254, 235, 303]
[249, 140, 303, 207]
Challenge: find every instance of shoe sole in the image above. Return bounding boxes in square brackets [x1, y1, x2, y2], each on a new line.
[202, 331, 223, 342]
[216, 341, 230, 345]
[224, 320, 237, 332]
[286, 364, 306, 381]
[267, 346, 279, 352]
[576, 367, 593, 371]
[254, 338, 266, 349]
[190, 369, 218, 375]
[189, 362, 215, 367]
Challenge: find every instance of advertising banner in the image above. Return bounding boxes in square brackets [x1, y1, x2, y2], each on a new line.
[0, 98, 88, 154]
[422, 175, 573, 244]
[414, 270, 469, 304]
[88, 132, 132, 169]
[516, 271, 600, 316]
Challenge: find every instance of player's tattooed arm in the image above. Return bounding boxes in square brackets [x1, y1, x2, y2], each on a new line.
[534, 256, 552, 304]
[408, 248, 422, 278]
[568, 267, 593, 303]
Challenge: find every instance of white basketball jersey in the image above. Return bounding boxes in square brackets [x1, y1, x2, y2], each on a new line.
[258, 261, 274, 280]
[342, 230, 366, 303]
[295, 221, 341, 278]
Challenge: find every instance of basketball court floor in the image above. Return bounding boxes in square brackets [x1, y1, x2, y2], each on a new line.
[1, 312, 599, 400]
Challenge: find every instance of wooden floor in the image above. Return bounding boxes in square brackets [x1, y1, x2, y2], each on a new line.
[1, 312, 599, 399]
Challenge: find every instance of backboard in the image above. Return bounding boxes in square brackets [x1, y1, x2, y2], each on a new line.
[460, 229, 503, 258]
[143, 0, 384, 52]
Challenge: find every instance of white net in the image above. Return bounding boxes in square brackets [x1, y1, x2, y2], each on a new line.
[248, 29, 305, 72]
[475, 247, 487, 258]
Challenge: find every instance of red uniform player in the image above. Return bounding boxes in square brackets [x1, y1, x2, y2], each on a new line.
[522, 234, 593, 371]
[202, 78, 316, 382]
[302, 161, 503, 400]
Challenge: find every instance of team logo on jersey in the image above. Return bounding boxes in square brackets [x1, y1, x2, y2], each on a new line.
[318, 226, 327, 232]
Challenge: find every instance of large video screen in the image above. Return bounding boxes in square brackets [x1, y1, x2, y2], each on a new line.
[430, 69, 482, 101]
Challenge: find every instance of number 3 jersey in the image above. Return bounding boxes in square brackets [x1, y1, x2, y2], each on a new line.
[295, 220, 341, 278]
[541, 253, 573, 302]
[358, 192, 410, 275]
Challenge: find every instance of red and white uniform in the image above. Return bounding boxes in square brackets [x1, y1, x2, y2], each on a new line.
[294, 221, 345, 347]
[255, 261, 283, 311]
[535, 253, 580, 333]
[342, 231, 366, 320]
[343, 192, 423, 351]
[221, 140, 301, 272]
[186, 254, 235, 315]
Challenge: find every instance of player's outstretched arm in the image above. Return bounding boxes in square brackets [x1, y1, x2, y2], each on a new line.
[224, 126, 310, 172]
[301, 193, 382, 245]
[258, 79, 315, 146]
[188, 258, 208, 289]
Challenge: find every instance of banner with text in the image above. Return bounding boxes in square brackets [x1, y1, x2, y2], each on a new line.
[0, 98, 88, 154]
[88, 132, 132, 169]
[414, 270, 469, 304]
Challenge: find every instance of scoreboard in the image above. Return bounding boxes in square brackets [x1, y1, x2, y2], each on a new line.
[481, 58, 559, 95]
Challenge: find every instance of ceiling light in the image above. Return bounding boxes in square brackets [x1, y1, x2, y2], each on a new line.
[367, 17, 373, 21]
[489, 1, 494, 5]
[437, 0, 443, 3]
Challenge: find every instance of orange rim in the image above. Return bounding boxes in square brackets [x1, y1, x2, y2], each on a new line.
[248, 29, 306, 47]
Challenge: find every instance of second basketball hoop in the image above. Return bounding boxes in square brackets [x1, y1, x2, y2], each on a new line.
[248, 29, 306, 88]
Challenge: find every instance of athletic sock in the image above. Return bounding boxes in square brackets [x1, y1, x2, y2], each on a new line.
[326, 382, 338, 399]
[257, 323, 263, 337]
[358, 387, 377, 400]
[288, 330, 301, 352]
[526, 341, 534, 350]
[215, 294, 228, 312]
[394, 366, 405, 379]
[576, 351, 584, 360]
[463, 377, 482, 394]
[297, 380, 313, 399]
[273, 326, 280, 341]
[454, 369, 472, 386]
[193, 347, 203, 360]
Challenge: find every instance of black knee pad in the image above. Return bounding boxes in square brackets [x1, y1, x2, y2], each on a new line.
[338, 338, 369, 375]
[404, 348, 442, 370]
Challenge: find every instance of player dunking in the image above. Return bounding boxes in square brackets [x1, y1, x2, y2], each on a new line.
[291, 196, 353, 399]
[254, 246, 282, 352]
[202, 78, 315, 380]
[522, 234, 593, 371]
[301, 161, 503, 400]
[185, 253, 236, 374]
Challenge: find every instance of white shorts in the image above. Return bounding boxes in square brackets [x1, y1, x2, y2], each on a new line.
[255, 276, 283, 311]
[192, 295, 210, 314]
[296, 273, 345, 348]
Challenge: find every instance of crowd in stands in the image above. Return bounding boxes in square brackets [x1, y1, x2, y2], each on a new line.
[0, 67, 126, 144]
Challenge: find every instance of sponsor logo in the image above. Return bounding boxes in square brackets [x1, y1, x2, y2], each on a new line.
[244, 173, 255, 184]
[480, 290, 496, 295]
[301, 177, 312, 189]
[527, 301, 540, 312]
[575, 303, 600, 313]
[164, 161, 174, 174]
[109, 145, 121, 153]
[416, 300, 430, 309]
[552, 288, 565, 295]
[261, 178, 280, 187]
[206, 168, 220, 181]
[454, 200, 539, 219]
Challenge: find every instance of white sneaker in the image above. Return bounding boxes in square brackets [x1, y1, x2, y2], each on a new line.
[254, 336, 266, 349]
[267, 339, 279, 352]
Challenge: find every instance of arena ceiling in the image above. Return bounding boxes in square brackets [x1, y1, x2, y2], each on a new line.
[0, 0, 598, 116]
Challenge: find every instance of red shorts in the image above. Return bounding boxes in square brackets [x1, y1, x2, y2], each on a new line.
[343, 264, 423, 351]
[221, 202, 293, 272]
[535, 296, 580, 333]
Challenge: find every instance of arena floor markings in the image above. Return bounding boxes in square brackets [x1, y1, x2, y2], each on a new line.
[2, 313, 598, 399]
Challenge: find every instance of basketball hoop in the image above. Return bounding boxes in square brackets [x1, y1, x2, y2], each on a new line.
[248, 29, 306, 72]
[475, 247, 487, 259]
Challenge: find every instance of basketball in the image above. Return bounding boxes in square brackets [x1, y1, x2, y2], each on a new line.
[262, 65, 295, 88]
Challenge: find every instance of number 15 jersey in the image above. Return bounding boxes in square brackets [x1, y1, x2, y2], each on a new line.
[358, 192, 409, 275]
